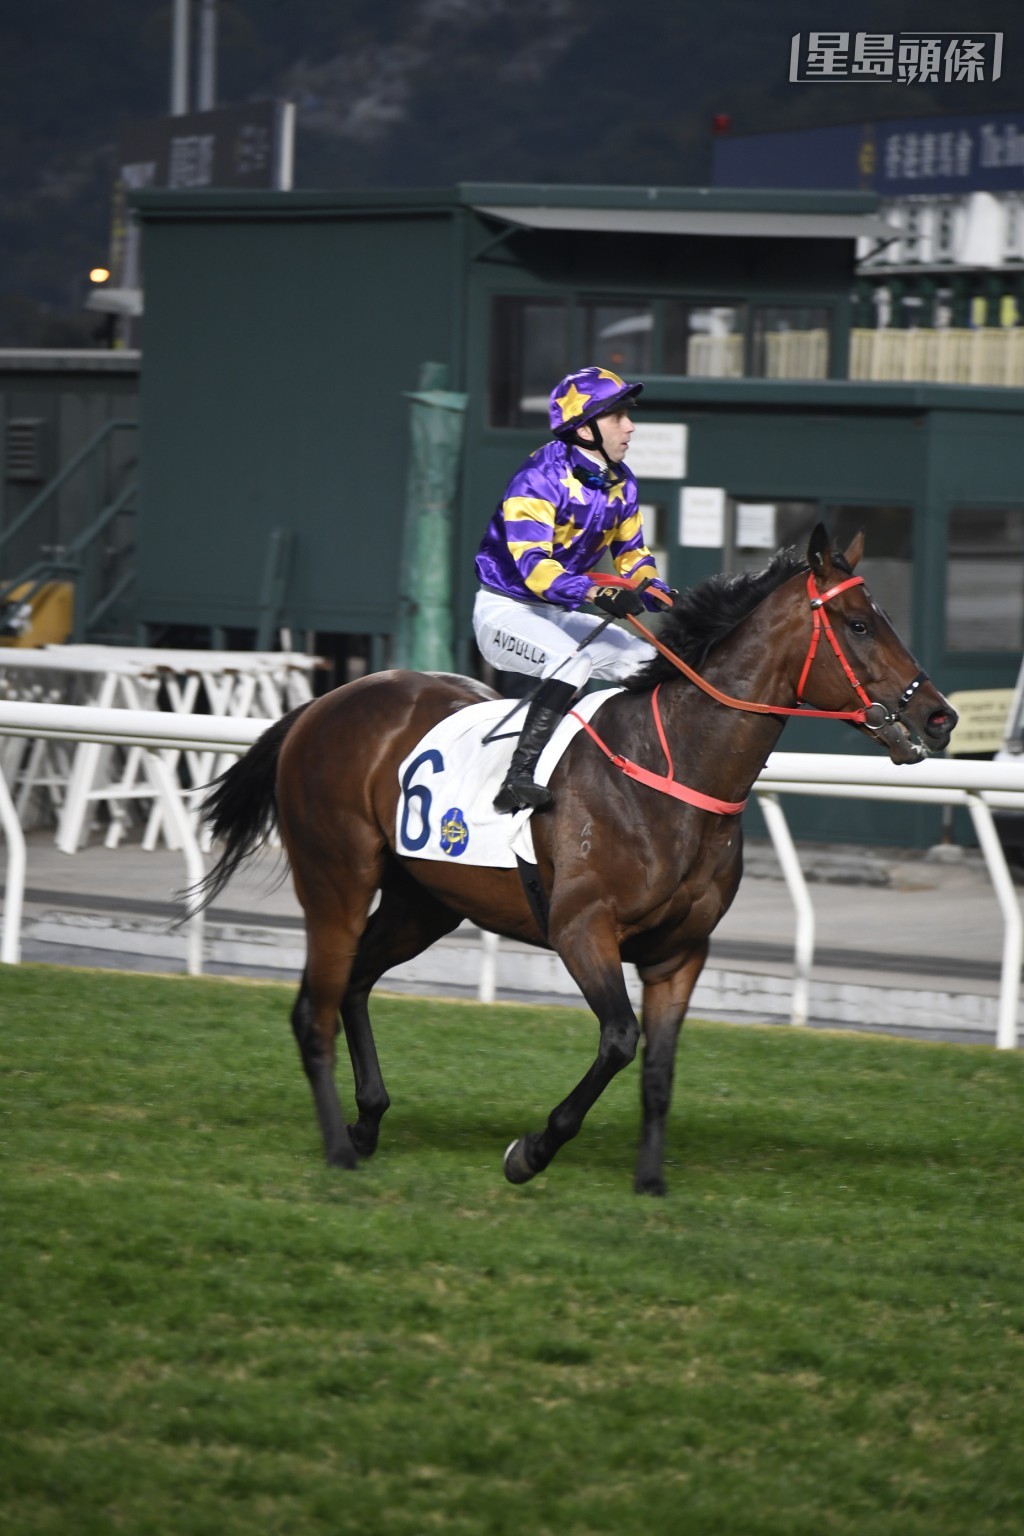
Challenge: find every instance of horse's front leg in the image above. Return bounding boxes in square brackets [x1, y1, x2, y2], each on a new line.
[503, 910, 639, 1185]
[634, 943, 708, 1196]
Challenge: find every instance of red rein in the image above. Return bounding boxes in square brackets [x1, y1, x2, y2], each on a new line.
[574, 571, 877, 815]
[626, 573, 875, 725]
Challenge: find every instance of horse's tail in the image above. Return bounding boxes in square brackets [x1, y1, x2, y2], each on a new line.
[184, 700, 313, 916]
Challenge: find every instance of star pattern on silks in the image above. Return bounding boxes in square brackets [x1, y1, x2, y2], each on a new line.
[596, 368, 625, 387]
[606, 477, 628, 504]
[555, 382, 591, 423]
[559, 470, 588, 504]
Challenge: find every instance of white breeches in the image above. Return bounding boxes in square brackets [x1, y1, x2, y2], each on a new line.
[473, 588, 656, 689]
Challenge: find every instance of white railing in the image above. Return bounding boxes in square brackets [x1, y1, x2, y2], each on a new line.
[2, 700, 1023, 1048]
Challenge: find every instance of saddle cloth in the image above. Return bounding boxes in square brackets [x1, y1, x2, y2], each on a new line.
[395, 688, 623, 868]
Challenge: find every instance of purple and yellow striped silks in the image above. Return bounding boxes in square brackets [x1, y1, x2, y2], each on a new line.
[475, 440, 665, 610]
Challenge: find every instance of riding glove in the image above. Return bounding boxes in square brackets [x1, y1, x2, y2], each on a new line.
[591, 585, 647, 618]
[642, 578, 675, 611]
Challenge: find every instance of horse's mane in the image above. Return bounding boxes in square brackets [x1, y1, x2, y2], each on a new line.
[626, 546, 812, 692]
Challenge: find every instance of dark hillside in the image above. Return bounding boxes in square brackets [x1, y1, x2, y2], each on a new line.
[2, 0, 1021, 343]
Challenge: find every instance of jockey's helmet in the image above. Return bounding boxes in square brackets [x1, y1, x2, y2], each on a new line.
[548, 367, 644, 437]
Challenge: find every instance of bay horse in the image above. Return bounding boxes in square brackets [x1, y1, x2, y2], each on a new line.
[193, 526, 956, 1194]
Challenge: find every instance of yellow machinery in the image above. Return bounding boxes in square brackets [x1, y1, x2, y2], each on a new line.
[0, 581, 75, 647]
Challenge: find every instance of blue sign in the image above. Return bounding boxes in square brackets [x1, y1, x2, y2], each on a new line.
[713, 111, 1024, 197]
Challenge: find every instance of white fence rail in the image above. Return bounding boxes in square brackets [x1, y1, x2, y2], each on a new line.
[2, 700, 1024, 1048]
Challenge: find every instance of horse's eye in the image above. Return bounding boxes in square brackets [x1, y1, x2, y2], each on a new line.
[848, 619, 869, 636]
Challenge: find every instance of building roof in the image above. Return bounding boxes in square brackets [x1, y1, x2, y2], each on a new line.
[132, 181, 889, 240]
[462, 182, 890, 240]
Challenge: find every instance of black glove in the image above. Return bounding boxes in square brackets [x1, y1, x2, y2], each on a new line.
[591, 584, 646, 618]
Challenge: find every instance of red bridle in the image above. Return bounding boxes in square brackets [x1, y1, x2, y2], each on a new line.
[570, 567, 931, 815]
[626, 570, 925, 731]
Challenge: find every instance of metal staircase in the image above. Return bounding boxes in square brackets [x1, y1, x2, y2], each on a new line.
[0, 420, 139, 645]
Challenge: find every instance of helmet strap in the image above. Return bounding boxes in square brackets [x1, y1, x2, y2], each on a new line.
[565, 417, 624, 484]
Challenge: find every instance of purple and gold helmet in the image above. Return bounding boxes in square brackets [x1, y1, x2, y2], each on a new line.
[548, 366, 643, 437]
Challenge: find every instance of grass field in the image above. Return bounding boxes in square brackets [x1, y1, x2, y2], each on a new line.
[3, 964, 1024, 1535]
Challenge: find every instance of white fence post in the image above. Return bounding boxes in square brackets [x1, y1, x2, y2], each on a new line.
[757, 791, 815, 1027]
[966, 794, 1023, 1050]
[0, 766, 25, 964]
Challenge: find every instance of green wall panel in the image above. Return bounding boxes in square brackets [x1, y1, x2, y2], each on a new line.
[138, 211, 455, 633]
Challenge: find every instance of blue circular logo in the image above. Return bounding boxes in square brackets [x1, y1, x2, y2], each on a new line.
[439, 807, 469, 857]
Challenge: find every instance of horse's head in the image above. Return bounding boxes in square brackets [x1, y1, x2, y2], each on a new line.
[802, 524, 958, 764]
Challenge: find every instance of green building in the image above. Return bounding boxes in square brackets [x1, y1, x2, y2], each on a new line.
[12, 181, 1024, 844]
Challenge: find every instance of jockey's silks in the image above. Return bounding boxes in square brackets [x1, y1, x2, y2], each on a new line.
[475, 440, 664, 610]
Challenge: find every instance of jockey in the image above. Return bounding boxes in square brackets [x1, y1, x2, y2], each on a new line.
[474, 366, 672, 814]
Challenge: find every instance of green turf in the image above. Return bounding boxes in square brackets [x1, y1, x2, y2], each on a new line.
[2, 964, 1024, 1535]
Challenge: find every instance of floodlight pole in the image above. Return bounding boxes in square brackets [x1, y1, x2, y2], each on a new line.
[197, 0, 218, 112]
[170, 0, 189, 114]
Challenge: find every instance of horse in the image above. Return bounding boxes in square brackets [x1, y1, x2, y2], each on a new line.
[192, 526, 956, 1194]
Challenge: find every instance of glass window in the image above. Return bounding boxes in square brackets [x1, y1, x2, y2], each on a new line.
[828, 504, 914, 635]
[1005, 197, 1024, 262]
[751, 306, 830, 379]
[947, 508, 1024, 652]
[489, 296, 570, 428]
[664, 301, 746, 377]
[581, 301, 653, 375]
[727, 500, 820, 575]
[936, 202, 957, 262]
[728, 501, 914, 633]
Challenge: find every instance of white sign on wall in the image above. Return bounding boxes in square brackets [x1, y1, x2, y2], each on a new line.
[679, 486, 725, 548]
[736, 502, 777, 549]
[628, 423, 688, 480]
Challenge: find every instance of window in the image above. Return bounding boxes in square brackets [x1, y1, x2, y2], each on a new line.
[728, 502, 913, 633]
[489, 296, 569, 428]
[488, 293, 831, 421]
[902, 204, 923, 264]
[728, 499, 820, 573]
[1004, 197, 1024, 263]
[751, 307, 830, 379]
[582, 301, 653, 375]
[935, 202, 957, 262]
[827, 505, 914, 635]
[947, 508, 1024, 652]
[664, 301, 746, 378]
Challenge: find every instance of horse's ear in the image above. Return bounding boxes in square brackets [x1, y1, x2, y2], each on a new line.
[807, 522, 830, 576]
[843, 529, 865, 570]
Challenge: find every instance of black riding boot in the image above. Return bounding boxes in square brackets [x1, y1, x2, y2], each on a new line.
[493, 678, 578, 815]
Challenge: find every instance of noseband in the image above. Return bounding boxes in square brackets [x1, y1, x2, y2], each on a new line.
[628, 570, 930, 728]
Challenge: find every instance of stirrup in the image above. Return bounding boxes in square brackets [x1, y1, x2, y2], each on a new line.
[493, 776, 554, 815]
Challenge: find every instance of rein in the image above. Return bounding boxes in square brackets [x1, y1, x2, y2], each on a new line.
[571, 567, 929, 814]
[626, 572, 926, 732]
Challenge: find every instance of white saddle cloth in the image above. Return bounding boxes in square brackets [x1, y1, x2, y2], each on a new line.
[395, 688, 623, 869]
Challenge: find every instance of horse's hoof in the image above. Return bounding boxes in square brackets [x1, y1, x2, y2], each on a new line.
[346, 1123, 378, 1159]
[634, 1174, 667, 1197]
[503, 1137, 538, 1185]
[325, 1145, 359, 1170]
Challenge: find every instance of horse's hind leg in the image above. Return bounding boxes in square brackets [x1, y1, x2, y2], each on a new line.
[634, 943, 708, 1196]
[291, 937, 363, 1168]
[291, 869, 385, 1167]
[341, 872, 461, 1158]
